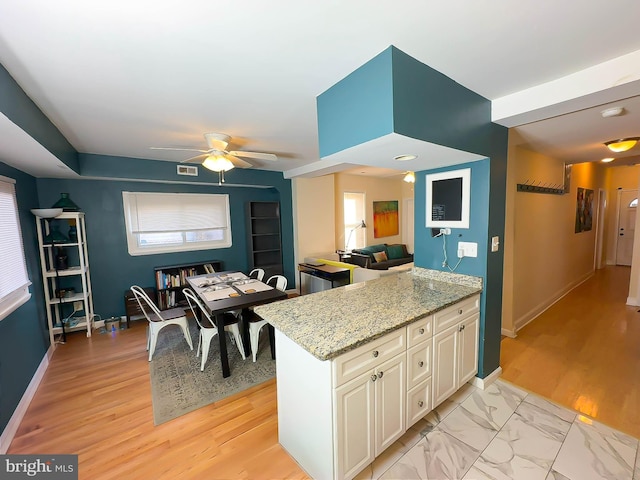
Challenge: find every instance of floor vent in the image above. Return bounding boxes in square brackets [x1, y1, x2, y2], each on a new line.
[177, 165, 198, 176]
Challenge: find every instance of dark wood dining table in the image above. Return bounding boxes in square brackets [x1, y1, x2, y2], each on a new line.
[186, 271, 288, 377]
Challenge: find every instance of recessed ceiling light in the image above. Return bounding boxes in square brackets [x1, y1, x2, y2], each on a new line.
[601, 106, 625, 118]
[394, 154, 417, 161]
[601, 158, 614, 163]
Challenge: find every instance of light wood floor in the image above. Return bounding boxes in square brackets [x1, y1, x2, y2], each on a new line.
[501, 265, 640, 438]
[9, 266, 639, 478]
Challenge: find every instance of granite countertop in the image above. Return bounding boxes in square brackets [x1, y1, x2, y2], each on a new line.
[253, 267, 482, 361]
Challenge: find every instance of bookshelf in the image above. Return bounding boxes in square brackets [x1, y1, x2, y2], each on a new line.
[34, 212, 95, 346]
[247, 201, 283, 279]
[154, 260, 222, 309]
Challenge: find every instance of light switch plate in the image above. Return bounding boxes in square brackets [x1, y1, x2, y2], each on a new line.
[491, 236, 500, 252]
[458, 241, 478, 258]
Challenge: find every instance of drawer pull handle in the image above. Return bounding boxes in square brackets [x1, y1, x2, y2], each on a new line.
[458, 309, 463, 315]
[418, 400, 424, 408]
[377, 371, 384, 379]
[371, 375, 377, 382]
[372, 350, 379, 358]
[418, 361, 424, 368]
[419, 328, 425, 334]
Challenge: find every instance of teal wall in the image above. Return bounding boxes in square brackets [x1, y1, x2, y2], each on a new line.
[0, 162, 49, 434]
[317, 47, 395, 157]
[316, 45, 508, 377]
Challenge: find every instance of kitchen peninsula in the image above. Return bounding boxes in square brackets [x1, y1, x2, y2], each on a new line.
[254, 267, 482, 480]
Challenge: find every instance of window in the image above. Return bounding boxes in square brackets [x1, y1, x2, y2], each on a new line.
[0, 176, 31, 321]
[630, 198, 638, 207]
[122, 192, 232, 256]
[344, 192, 366, 250]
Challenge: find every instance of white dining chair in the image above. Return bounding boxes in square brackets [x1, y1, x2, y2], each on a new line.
[249, 268, 265, 281]
[247, 275, 287, 362]
[130, 285, 193, 361]
[183, 288, 246, 371]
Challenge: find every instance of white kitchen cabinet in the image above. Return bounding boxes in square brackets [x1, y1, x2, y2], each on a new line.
[432, 294, 480, 408]
[34, 212, 95, 347]
[274, 293, 479, 480]
[335, 353, 405, 479]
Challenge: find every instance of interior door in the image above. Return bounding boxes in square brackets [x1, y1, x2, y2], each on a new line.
[616, 190, 637, 266]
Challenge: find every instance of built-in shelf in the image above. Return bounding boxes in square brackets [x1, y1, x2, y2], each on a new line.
[247, 201, 283, 280]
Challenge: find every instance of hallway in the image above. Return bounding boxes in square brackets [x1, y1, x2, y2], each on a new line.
[500, 266, 640, 438]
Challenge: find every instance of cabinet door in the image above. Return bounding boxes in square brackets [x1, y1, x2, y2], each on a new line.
[458, 313, 479, 386]
[374, 354, 405, 455]
[335, 373, 375, 480]
[432, 324, 459, 408]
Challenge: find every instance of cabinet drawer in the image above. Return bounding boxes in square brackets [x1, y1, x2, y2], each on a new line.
[407, 342, 432, 390]
[433, 295, 480, 334]
[406, 316, 433, 348]
[406, 378, 431, 428]
[333, 329, 406, 387]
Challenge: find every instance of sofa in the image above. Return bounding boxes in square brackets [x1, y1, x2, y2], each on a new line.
[345, 243, 414, 270]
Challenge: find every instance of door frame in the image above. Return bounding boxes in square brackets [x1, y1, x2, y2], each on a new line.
[594, 188, 606, 269]
[614, 189, 636, 265]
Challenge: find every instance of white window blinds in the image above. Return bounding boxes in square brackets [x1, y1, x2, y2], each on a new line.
[125, 192, 229, 233]
[0, 176, 31, 321]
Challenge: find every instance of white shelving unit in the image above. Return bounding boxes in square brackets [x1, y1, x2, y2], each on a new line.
[34, 212, 95, 346]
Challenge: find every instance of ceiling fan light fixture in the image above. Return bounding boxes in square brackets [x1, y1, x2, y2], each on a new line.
[601, 158, 615, 163]
[202, 155, 234, 172]
[403, 171, 415, 183]
[604, 137, 639, 153]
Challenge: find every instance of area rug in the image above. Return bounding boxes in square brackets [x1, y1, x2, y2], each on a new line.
[149, 318, 276, 425]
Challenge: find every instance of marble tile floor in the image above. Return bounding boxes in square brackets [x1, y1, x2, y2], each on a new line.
[355, 379, 640, 480]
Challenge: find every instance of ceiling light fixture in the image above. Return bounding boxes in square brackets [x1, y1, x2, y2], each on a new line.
[403, 171, 415, 183]
[601, 106, 625, 118]
[604, 137, 639, 153]
[202, 154, 234, 185]
[394, 154, 417, 161]
[601, 158, 615, 163]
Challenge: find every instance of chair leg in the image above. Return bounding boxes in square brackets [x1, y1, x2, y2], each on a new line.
[196, 331, 203, 358]
[229, 327, 246, 360]
[250, 323, 265, 363]
[200, 333, 212, 372]
[148, 329, 159, 361]
[180, 321, 193, 350]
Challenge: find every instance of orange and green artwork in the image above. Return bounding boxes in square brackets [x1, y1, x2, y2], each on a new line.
[373, 200, 399, 238]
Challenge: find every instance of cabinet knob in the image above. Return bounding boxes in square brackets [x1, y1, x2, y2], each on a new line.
[458, 309, 463, 315]
[377, 371, 384, 379]
[372, 350, 379, 358]
[418, 361, 424, 368]
[461, 324, 466, 330]
[371, 375, 377, 382]
[459, 324, 463, 332]
[418, 400, 424, 408]
[418, 328, 425, 334]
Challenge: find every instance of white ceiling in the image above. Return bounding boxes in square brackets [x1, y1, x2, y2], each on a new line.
[1, 0, 639, 179]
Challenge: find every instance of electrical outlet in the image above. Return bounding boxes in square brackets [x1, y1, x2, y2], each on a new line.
[458, 241, 478, 258]
[73, 301, 83, 311]
[439, 228, 451, 235]
[491, 236, 500, 252]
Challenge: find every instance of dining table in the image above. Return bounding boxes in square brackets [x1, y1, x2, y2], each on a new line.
[186, 271, 288, 377]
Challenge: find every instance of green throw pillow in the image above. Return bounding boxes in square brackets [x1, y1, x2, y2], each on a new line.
[386, 244, 405, 260]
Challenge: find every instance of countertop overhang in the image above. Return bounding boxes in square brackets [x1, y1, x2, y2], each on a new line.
[253, 267, 482, 361]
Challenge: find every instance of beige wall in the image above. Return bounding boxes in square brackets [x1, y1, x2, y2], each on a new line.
[502, 138, 606, 335]
[292, 176, 336, 270]
[334, 173, 406, 249]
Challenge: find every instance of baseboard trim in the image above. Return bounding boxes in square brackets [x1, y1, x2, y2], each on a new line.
[0, 348, 51, 454]
[626, 296, 638, 306]
[514, 271, 593, 333]
[501, 328, 516, 338]
[470, 367, 502, 390]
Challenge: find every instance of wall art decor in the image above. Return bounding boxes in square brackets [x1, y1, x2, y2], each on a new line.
[373, 200, 399, 238]
[575, 187, 594, 233]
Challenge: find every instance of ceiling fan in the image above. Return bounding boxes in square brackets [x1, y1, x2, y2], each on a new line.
[151, 133, 277, 183]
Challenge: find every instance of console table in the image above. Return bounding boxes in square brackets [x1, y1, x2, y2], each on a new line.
[298, 263, 350, 295]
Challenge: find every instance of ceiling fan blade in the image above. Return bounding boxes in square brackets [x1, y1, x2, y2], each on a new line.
[228, 150, 277, 161]
[180, 154, 208, 163]
[225, 154, 253, 169]
[204, 133, 230, 151]
[151, 147, 210, 153]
